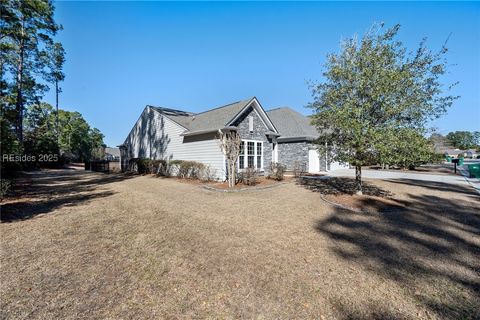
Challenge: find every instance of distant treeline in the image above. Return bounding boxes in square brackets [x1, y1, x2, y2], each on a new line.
[1, 0, 104, 174]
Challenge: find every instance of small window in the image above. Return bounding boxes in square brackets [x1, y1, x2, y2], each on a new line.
[248, 116, 254, 132]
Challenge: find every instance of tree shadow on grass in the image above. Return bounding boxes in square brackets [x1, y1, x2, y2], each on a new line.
[386, 178, 479, 198]
[1, 169, 133, 222]
[297, 177, 392, 197]
[314, 181, 480, 319]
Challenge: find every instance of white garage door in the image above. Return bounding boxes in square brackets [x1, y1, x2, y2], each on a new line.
[308, 149, 320, 173]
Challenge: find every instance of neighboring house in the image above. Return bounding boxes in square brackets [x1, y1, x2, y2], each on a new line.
[119, 97, 346, 180]
[104, 147, 120, 161]
[444, 149, 465, 158]
[464, 149, 478, 159]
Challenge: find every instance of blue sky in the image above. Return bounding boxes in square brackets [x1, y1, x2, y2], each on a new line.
[45, 1, 480, 147]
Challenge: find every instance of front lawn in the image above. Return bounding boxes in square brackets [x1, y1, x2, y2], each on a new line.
[1, 170, 479, 319]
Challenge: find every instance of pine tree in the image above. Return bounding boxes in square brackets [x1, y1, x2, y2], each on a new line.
[0, 0, 63, 142]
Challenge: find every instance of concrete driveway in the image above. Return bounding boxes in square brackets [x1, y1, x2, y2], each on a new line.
[325, 164, 480, 193]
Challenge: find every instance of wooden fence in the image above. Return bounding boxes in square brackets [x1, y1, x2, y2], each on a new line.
[84, 160, 121, 173]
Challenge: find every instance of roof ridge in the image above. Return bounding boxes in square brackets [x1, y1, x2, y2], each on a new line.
[268, 106, 314, 117]
[148, 105, 194, 116]
[267, 107, 292, 112]
[194, 98, 253, 116]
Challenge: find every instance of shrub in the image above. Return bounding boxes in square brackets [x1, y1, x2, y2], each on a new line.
[268, 162, 286, 181]
[177, 161, 192, 178]
[134, 158, 166, 174]
[156, 160, 175, 177]
[168, 160, 183, 177]
[131, 158, 211, 180]
[293, 160, 306, 177]
[239, 167, 258, 186]
[200, 165, 217, 182]
[190, 162, 205, 179]
[0, 179, 13, 200]
[177, 161, 205, 179]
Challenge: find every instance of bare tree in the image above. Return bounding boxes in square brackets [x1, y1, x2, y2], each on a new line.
[218, 130, 241, 188]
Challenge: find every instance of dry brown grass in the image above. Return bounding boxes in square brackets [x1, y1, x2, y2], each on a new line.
[1, 169, 479, 319]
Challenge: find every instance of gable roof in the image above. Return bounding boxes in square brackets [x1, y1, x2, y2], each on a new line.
[141, 99, 318, 141]
[186, 98, 253, 132]
[266, 107, 319, 140]
[150, 97, 278, 135]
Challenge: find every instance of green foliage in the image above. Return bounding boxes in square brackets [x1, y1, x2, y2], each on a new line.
[23, 102, 58, 158]
[309, 23, 458, 191]
[56, 109, 105, 161]
[446, 131, 479, 150]
[376, 128, 438, 169]
[1, 0, 71, 172]
[1, 101, 105, 173]
[268, 162, 286, 181]
[1, 0, 65, 141]
[0, 178, 14, 200]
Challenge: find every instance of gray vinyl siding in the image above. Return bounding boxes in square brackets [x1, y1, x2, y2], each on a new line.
[122, 106, 225, 179]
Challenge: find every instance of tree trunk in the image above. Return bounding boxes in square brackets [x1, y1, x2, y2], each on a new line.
[55, 79, 59, 145]
[231, 162, 235, 187]
[15, 17, 25, 143]
[228, 160, 234, 188]
[355, 165, 362, 195]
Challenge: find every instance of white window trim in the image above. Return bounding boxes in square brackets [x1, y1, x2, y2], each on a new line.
[238, 139, 263, 171]
[272, 142, 278, 163]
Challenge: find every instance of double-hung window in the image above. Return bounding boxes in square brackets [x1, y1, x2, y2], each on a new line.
[238, 140, 263, 170]
[239, 142, 245, 169]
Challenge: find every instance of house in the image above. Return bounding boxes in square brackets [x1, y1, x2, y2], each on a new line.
[104, 147, 120, 161]
[464, 149, 478, 159]
[444, 149, 464, 158]
[119, 97, 346, 179]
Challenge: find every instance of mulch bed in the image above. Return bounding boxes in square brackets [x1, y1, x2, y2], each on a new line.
[297, 176, 406, 213]
[145, 174, 290, 191]
[203, 177, 290, 191]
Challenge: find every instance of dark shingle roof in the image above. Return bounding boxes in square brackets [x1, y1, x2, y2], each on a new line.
[266, 107, 319, 138]
[150, 98, 253, 132]
[105, 147, 120, 157]
[148, 100, 318, 140]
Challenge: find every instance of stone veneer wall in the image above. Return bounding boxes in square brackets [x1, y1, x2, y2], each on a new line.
[277, 142, 310, 172]
[234, 107, 273, 173]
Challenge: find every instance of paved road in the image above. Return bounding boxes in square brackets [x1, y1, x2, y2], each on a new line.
[325, 164, 480, 193]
